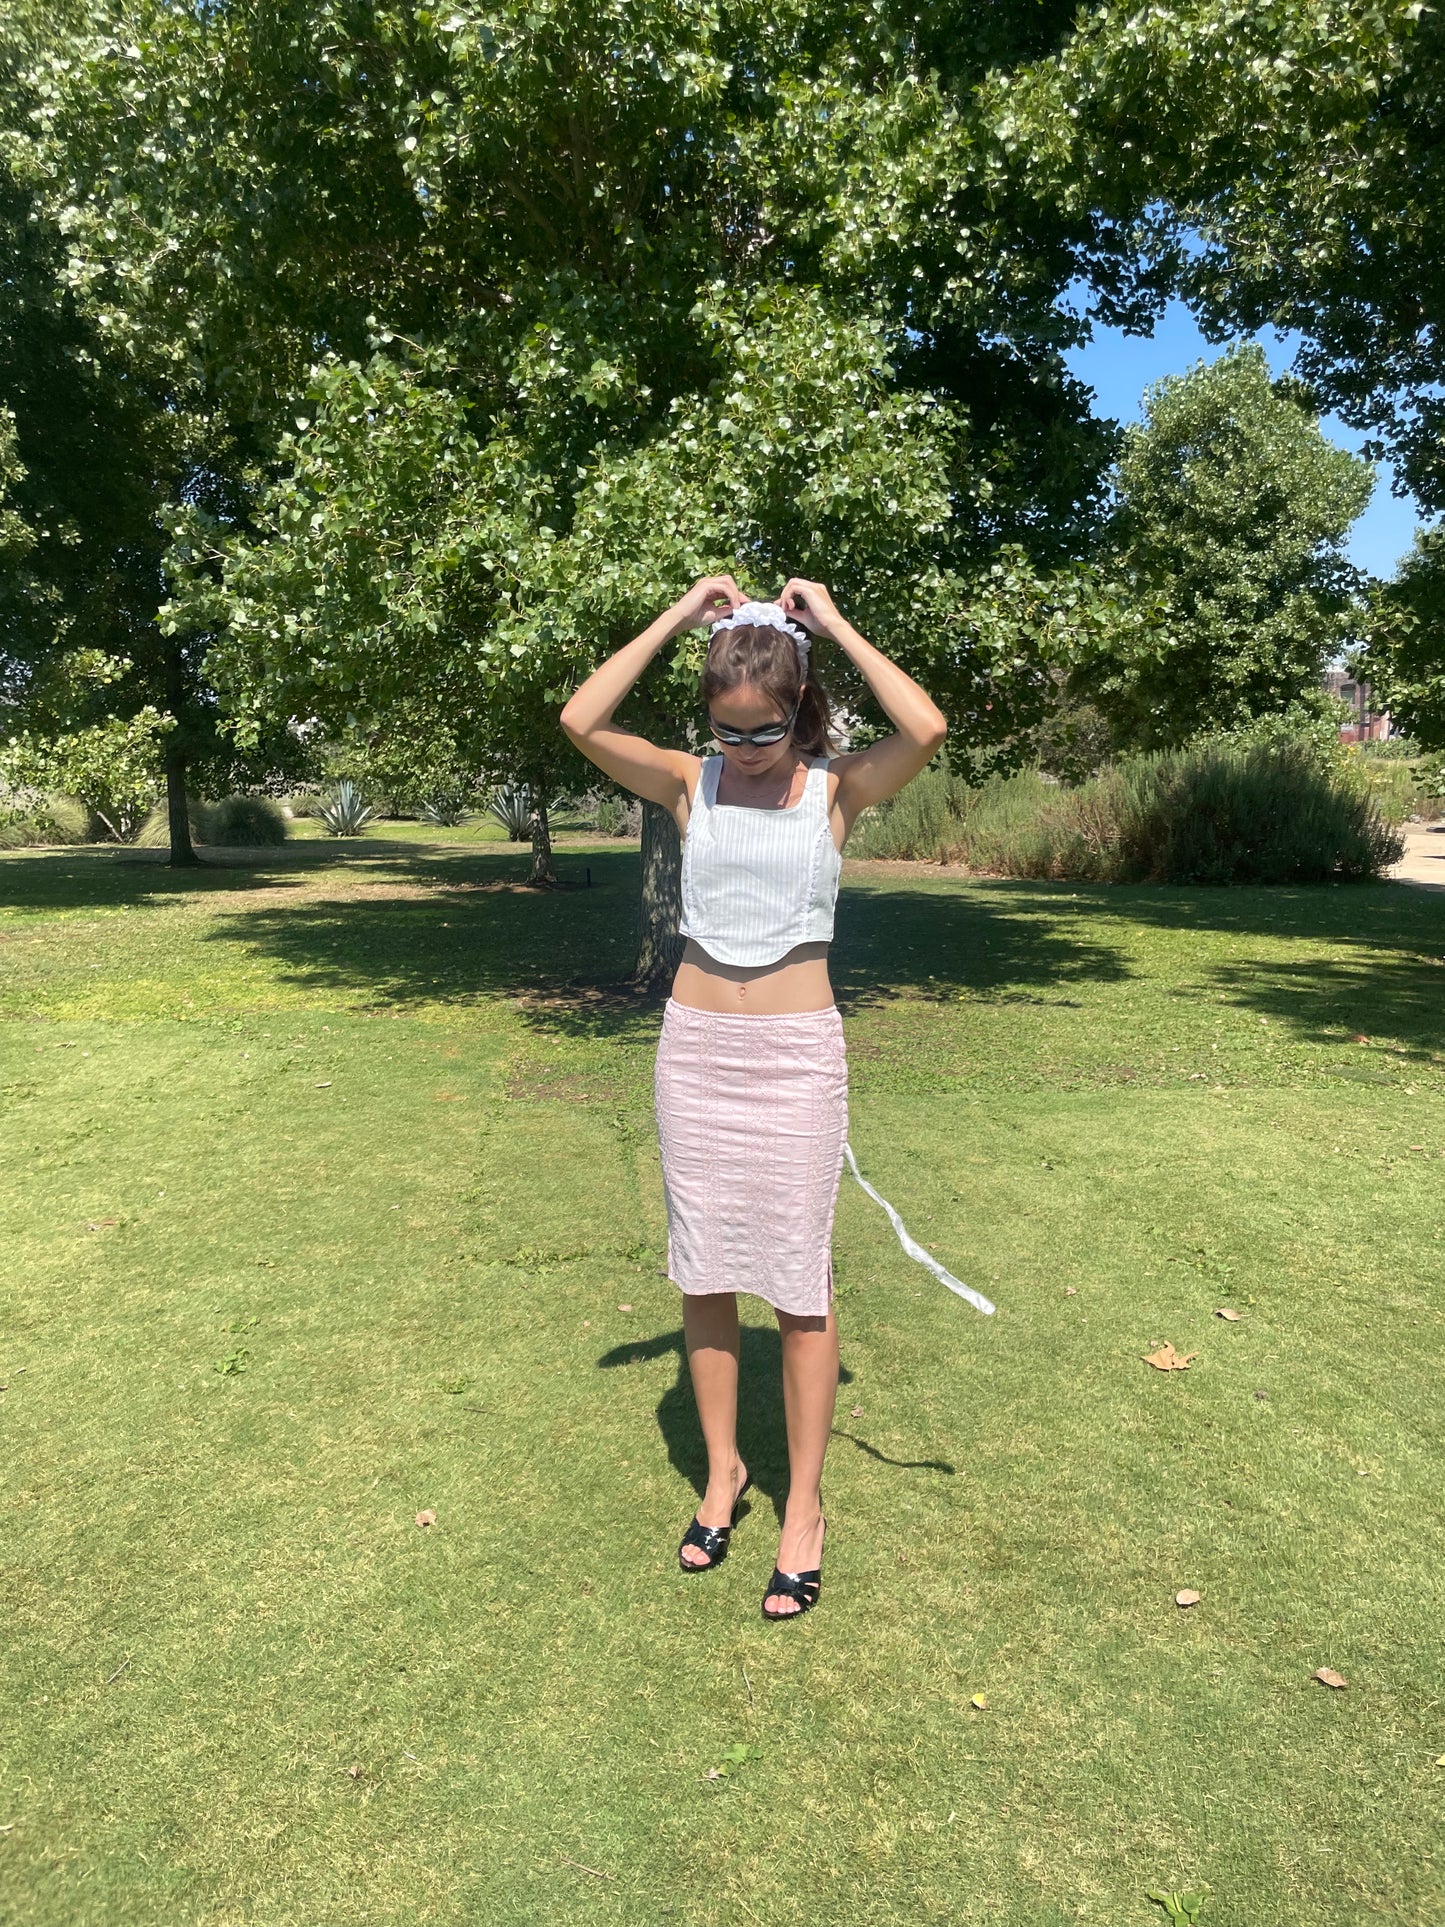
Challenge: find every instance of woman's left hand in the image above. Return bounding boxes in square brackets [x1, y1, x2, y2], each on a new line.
[778, 578, 844, 641]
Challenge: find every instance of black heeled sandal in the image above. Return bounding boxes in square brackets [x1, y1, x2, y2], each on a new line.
[761, 1516, 826, 1620]
[677, 1473, 752, 1574]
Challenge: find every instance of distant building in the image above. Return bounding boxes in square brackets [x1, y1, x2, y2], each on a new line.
[1323, 667, 1392, 743]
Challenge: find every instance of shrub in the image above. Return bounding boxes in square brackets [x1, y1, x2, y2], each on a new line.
[205, 796, 288, 845]
[846, 761, 974, 859]
[0, 711, 173, 840]
[852, 743, 1403, 883]
[1115, 743, 1401, 883]
[1353, 748, 1445, 823]
[576, 786, 643, 837]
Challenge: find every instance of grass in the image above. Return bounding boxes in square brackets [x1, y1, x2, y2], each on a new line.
[2, 831, 1443, 1927]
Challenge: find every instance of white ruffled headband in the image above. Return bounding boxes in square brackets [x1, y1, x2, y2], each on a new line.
[708, 599, 811, 679]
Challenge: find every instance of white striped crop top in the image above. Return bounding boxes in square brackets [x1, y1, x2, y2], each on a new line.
[678, 755, 843, 967]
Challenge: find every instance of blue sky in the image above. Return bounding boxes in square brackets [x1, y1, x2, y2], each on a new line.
[1061, 298, 1429, 579]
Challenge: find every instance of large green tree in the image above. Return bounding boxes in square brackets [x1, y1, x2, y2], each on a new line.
[29, 0, 1146, 960]
[993, 0, 1445, 750]
[1073, 346, 1372, 747]
[1365, 529, 1445, 750]
[0, 2, 306, 858]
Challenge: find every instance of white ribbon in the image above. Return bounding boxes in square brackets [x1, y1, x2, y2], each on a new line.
[843, 1142, 996, 1316]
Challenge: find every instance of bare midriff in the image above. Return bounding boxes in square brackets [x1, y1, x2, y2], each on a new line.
[670, 939, 835, 1015]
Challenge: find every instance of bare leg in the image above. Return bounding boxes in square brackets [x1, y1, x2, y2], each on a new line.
[766, 1300, 838, 1612]
[680, 1291, 749, 1566]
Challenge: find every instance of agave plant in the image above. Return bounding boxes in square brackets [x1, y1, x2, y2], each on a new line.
[319, 780, 376, 836]
[488, 783, 534, 841]
[419, 788, 472, 827]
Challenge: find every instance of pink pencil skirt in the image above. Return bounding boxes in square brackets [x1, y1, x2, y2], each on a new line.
[654, 998, 849, 1319]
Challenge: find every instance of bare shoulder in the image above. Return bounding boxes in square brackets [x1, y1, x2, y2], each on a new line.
[824, 748, 863, 812]
[681, 751, 707, 801]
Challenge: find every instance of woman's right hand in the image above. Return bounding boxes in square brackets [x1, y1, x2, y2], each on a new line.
[668, 574, 744, 636]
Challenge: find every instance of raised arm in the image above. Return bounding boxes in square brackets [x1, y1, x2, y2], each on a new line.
[559, 576, 743, 812]
[777, 578, 947, 824]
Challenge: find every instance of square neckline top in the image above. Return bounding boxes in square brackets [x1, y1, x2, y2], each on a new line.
[677, 755, 843, 967]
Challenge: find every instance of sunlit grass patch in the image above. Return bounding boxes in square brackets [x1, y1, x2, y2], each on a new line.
[1, 836, 1442, 1926]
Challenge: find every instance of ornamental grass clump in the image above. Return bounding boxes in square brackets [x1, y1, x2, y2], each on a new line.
[0, 790, 89, 848]
[134, 795, 288, 847]
[418, 789, 473, 827]
[133, 797, 210, 847]
[204, 796, 288, 846]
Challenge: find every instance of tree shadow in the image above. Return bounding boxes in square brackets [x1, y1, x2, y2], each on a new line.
[597, 1324, 956, 1520]
[828, 873, 1131, 1014]
[0, 836, 458, 909]
[10, 840, 1439, 1056]
[0, 835, 606, 912]
[142, 854, 1136, 1046]
[1033, 877, 1445, 1054]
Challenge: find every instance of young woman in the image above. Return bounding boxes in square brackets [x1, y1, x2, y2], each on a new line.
[559, 575, 947, 1619]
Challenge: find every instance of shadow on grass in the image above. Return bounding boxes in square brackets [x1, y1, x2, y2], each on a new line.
[2, 845, 1137, 1040]
[6, 841, 1443, 1054]
[598, 1325, 953, 1518]
[1019, 876, 1445, 1054]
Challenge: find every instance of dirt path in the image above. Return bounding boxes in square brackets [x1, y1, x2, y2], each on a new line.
[1389, 825, 1445, 889]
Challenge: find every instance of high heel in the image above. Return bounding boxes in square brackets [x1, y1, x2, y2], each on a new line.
[761, 1516, 826, 1619]
[677, 1471, 752, 1573]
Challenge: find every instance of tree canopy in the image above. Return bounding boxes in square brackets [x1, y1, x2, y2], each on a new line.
[1075, 346, 1372, 748]
[4, 0, 1432, 886]
[1365, 529, 1445, 750]
[1000, 0, 1444, 507]
[32, 0, 1137, 822]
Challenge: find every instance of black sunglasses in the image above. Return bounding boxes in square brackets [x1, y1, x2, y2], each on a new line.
[708, 697, 801, 748]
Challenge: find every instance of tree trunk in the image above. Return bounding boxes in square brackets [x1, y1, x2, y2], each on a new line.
[633, 799, 684, 991]
[163, 636, 201, 867]
[527, 795, 556, 884]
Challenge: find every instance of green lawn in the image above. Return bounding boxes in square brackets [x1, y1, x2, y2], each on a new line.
[2, 834, 1442, 1927]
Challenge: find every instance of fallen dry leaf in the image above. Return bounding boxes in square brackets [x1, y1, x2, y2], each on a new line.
[850, 1404, 864, 1417]
[346, 1763, 362, 1779]
[1214, 1308, 1243, 1321]
[617, 1303, 633, 1313]
[1144, 1342, 1199, 1372]
[415, 1509, 437, 1529]
[969, 1693, 988, 1710]
[1313, 1667, 1348, 1690]
[1351, 1034, 1370, 1044]
[1175, 1589, 1201, 1608]
[1065, 1286, 1078, 1296]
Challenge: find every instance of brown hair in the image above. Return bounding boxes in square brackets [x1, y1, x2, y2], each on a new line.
[699, 623, 842, 757]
